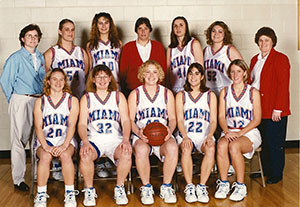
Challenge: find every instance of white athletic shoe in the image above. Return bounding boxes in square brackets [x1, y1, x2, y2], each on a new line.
[184, 184, 197, 203]
[196, 184, 209, 203]
[228, 165, 235, 176]
[105, 160, 117, 176]
[34, 192, 49, 207]
[114, 185, 128, 205]
[82, 188, 97, 206]
[214, 179, 230, 199]
[176, 163, 182, 173]
[64, 190, 79, 207]
[160, 184, 177, 204]
[96, 163, 109, 178]
[229, 182, 247, 201]
[140, 184, 154, 205]
[52, 160, 63, 181]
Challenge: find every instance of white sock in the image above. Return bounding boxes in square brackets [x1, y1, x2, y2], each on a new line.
[37, 185, 47, 193]
[65, 185, 74, 192]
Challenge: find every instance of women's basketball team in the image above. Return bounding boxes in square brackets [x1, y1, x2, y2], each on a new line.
[29, 12, 290, 207]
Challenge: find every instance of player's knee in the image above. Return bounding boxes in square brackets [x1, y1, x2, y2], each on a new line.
[228, 142, 240, 155]
[165, 142, 178, 156]
[59, 151, 73, 163]
[134, 143, 149, 158]
[180, 144, 192, 156]
[39, 152, 52, 164]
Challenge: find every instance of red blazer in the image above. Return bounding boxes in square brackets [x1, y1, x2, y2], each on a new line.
[119, 40, 167, 96]
[248, 48, 291, 119]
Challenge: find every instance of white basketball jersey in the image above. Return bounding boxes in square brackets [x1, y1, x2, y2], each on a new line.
[135, 85, 168, 129]
[86, 91, 122, 141]
[41, 92, 72, 142]
[170, 39, 195, 93]
[51, 45, 86, 99]
[181, 91, 211, 140]
[90, 41, 121, 83]
[204, 45, 232, 90]
[225, 84, 254, 129]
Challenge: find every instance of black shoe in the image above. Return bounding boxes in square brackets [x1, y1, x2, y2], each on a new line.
[266, 177, 282, 184]
[250, 173, 262, 179]
[14, 182, 29, 192]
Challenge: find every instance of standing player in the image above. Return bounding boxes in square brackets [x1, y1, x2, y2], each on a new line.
[33, 68, 79, 207]
[78, 65, 132, 206]
[167, 16, 203, 94]
[120, 17, 167, 97]
[0, 24, 45, 191]
[215, 59, 261, 202]
[44, 19, 89, 99]
[128, 60, 178, 205]
[176, 63, 217, 203]
[204, 21, 243, 96]
[87, 12, 122, 87]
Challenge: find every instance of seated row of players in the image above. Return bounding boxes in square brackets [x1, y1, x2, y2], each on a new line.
[33, 59, 261, 207]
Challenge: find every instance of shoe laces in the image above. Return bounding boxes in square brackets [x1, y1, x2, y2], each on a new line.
[184, 184, 195, 196]
[162, 185, 175, 197]
[64, 190, 79, 202]
[82, 188, 98, 200]
[34, 192, 49, 203]
[231, 182, 245, 195]
[216, 180, 229, 193]
[115, 186, 126, 198]
[197, 185, 208, 196]
[140, 186, 154, 197]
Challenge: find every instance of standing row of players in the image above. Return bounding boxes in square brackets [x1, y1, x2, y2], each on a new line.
[0, 11, 290, 207]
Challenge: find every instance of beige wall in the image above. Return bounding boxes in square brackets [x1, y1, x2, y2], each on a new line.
[0, 0, 299, 150]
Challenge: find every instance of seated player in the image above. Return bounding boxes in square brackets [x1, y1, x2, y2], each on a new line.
[78, 65, 132, 206]
[215, 59, 262, 202]
[176, 63, 217, 203]
[33, 68, 79, 207]
[128, 60, 178, 205]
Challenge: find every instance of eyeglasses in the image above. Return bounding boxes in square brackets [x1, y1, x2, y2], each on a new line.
[95, 75, 109, 80]
[25, 34, 39, 40]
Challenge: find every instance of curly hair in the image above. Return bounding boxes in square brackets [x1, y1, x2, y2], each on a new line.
[169, 16, 192, 48]
[86, 64, 117, 92]
[43, 68, 71, 96]
[88, 12, 120, 50]
[56, 19, 75, 47]
[184, 63, 209, 92]
[137, 60, 165, 84]
[205, 21, 232, 46]
[227, 59, 249, 83]
[254, 26, 277, 47]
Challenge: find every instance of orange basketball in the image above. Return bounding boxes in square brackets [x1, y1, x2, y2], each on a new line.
[143, 122, 168, 146]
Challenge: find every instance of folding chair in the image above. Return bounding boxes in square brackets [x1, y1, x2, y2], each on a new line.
[245, 147, 266, 187]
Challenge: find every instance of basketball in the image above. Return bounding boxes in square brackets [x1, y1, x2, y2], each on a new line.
[143, 122, 168, 146]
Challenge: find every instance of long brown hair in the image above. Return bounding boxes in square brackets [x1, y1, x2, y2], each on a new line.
[43, 68, 71, 96]
[86, 64, 117, 92]
[88, 12, 120, 50]
[169, 16, 192, 48]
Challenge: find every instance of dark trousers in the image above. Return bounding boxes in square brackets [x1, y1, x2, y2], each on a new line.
[258, 117, 288, 179]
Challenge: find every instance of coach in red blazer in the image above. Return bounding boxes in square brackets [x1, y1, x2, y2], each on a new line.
[248, 27, 290, 184]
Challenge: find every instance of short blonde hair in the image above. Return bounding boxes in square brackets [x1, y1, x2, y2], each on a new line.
[227, 59, 249, 83]
[137, 60, 165, 84]
[43, 68, 71, 96]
